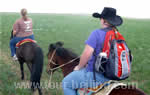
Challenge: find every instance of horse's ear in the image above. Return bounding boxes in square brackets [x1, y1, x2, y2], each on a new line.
[56, 47, 67, 58]
[56, 41, 64, 47]
[49, 43, 56, 51]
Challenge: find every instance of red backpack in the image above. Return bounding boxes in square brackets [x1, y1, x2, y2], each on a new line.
[94, 29, 132, 80]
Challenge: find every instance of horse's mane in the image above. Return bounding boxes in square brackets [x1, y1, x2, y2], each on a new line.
[56, 47, 78, 60]
[49, 41, 79, 61]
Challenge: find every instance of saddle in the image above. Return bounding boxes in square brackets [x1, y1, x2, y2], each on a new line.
[16, 39, 36, 48]
[77, 81, 126, 95]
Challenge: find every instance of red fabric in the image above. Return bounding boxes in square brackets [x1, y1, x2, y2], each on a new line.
[117, 43, 124, 77]
[16, 38, 36, 47]
[102, 30, 125, 57]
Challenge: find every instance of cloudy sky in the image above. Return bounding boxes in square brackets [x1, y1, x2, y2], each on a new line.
[0, 0, 150, 18]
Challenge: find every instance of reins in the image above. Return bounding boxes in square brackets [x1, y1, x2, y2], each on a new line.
[48, 49, 80, 83]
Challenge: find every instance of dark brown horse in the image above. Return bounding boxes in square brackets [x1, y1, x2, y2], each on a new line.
[10, 30, 44, 95]
[46, 41, 146, 95]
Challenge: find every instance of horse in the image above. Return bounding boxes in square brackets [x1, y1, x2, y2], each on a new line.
[46, 41, 147, 95]
[10, 30, 44, 95]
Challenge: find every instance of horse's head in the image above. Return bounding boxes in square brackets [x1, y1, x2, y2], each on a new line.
[46, 41, 64, 74]
[47, 41, 79, 76]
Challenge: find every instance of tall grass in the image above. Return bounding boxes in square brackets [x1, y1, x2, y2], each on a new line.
[0, 12, 150, 95]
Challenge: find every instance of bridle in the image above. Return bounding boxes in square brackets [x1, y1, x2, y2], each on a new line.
[47, 48, 80, 83]
[48, 49, 57, 67]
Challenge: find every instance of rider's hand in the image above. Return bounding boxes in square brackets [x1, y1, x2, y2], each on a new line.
[13, 30, 17, 36]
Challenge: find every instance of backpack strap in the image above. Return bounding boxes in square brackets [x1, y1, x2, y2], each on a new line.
[123, 41, 133, 63]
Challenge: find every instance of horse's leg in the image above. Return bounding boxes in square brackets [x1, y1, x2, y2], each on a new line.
[19, 60, 24, 80]
[38, 88, 42, 95]
[26, 63, 32, 73]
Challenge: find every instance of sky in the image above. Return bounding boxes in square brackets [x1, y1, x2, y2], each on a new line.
[0, 0, 150, 18]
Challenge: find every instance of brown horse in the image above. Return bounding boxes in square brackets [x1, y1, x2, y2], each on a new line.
[46, 41, 146, 95]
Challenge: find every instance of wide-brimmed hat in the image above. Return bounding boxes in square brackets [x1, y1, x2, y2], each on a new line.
[93, 7, 123, 26]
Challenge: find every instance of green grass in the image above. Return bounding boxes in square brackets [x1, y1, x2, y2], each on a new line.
[0, 12, 150, 95]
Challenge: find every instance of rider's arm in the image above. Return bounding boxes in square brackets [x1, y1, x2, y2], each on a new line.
[13, 20, 19, 36]
[74, 44, 94, 70]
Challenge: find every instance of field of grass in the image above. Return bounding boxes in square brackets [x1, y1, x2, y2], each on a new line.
[0, 12, 150, 95]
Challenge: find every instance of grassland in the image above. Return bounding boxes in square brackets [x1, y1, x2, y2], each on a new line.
[0, 12, 150, 95]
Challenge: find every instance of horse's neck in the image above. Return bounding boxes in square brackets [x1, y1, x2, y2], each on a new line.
[62, 65, 75, 77]
[58, 58, 78, 77]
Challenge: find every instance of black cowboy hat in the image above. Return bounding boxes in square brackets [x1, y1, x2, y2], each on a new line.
[93, 7, 123, 26]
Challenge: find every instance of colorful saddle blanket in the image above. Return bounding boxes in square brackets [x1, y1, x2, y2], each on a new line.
[16, 39, 36, 48]
[77, 81, 126, 95]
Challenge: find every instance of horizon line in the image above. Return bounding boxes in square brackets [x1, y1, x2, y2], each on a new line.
[0, 12, 150, 19]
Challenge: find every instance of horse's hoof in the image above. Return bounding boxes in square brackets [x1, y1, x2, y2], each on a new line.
[39, 92, 42, 95]
[38, 89, 42, 95]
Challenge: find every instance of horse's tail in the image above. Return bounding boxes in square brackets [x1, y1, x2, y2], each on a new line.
[31, 46, 43, 94]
